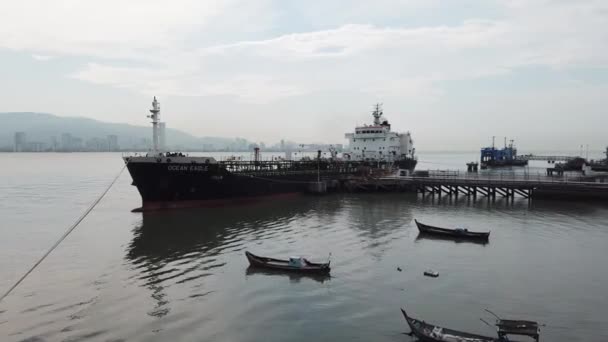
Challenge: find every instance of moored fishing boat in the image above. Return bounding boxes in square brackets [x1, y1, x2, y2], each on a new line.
[245, 251, 330, 274]
[415, 219, 490, 241]
[400, 308, 499, 342]
[400, 308, 540, 342]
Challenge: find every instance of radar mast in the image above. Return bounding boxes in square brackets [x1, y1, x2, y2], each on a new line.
[372, 103, 383, 125]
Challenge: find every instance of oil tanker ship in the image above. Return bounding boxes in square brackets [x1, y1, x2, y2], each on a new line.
[124, 99, 417, 210]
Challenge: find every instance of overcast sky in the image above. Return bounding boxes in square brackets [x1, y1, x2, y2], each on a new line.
[1, 0, 607, 151]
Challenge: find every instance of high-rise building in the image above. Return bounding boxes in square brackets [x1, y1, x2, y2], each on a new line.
[107, 135, 119, 151]
[50, 136, 59, 151]
[86, 137, 106, 151]
[14, 132, 27, 152]
[28, 142, 46, 152]
[61, 133, 72, 151]
[72, 137, 83, 151]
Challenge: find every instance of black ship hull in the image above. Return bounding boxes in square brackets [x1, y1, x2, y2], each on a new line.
[125, 157, 417, 211]
[127, 162, 309, 210]
[396, 158, 417, 171]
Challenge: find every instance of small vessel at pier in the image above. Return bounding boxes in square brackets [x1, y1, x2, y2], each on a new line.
[480, 137, 528, 168]
[123, 99, 418, 210]
[245, 251, 331, 274]
[590, 146, 608, 171]
[415, 219, 490, 241]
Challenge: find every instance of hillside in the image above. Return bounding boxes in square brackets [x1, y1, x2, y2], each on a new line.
[0, 112, 250, 151]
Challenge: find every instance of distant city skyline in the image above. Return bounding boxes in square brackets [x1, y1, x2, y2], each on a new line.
[11, 131, 122, 152]
[3, 113, 346, 153]
[2, 113, 606, 157]
[5, 127, 345, 153]
[1, 1, 608, 150]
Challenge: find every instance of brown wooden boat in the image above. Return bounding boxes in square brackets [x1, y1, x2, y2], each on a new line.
[245, 251, 330, 274]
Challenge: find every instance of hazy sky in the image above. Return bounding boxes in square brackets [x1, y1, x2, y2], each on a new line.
[1, 0, 607, 151]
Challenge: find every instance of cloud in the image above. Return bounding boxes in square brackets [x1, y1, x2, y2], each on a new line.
[31, 54, 54, 61]
[72, 21, 512, 102]
[4, 1, 608, 104]
[70, 8, 608, 103]
[0, 0, 273, 59]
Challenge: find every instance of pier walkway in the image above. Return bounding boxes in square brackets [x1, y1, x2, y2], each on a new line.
[517, 154, 578, 162]
[345, 173, 608, 200]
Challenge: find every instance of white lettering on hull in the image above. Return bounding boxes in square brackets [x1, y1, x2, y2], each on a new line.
[168, 165, 209, 172]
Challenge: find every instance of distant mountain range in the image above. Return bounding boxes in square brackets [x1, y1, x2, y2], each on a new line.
[0, 112, 253, 151]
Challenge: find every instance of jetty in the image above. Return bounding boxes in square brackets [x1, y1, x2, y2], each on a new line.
[336, 172, 608, 201]
[517, 154, 578, 162]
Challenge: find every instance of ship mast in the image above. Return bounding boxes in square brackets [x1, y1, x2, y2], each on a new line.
[148, 97, 161, 153]
[372, 103, 383, 125]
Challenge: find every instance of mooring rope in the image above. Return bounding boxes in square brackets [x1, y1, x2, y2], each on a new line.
[0, 162, 128, 303]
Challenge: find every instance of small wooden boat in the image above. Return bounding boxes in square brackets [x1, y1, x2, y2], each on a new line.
[415, 219, 490, 241]
[245, 251, 330, 274]
[400, 308, 499, 342]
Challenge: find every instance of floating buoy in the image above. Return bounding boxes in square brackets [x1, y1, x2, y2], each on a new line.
[424, 270, 439, 277]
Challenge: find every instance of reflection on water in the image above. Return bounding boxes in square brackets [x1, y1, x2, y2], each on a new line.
[126, 196, 332, 265]
[245, 266, 331, 284]
[415, 233, 489, 246]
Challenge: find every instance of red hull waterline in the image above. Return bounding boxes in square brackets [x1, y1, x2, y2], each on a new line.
[132, 192, 303, 212]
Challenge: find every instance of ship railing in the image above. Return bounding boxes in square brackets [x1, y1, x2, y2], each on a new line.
[122, 152, 146, 158]
[121, 151, 166, 158]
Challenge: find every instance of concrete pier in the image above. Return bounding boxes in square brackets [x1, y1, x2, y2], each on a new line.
[338, 173, 608, 201]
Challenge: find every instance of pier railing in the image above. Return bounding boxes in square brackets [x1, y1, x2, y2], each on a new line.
[381, 170, 608, 190]
[373, 171, 608, 200]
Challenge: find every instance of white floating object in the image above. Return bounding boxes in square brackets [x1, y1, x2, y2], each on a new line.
[424, 269, 439, 277]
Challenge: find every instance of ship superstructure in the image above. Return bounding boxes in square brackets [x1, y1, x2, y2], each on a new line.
[344, 104, 417, 170]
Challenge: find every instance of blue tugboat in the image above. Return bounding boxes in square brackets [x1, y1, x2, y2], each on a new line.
[480, 137, 528, 169]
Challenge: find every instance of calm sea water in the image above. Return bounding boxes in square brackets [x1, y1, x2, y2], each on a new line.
[1, 152, 607, 342]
